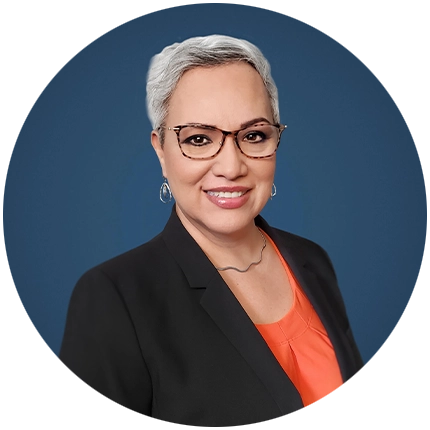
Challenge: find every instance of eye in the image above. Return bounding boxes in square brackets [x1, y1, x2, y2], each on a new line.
[242, 130, 267, 143]
[182, 134, 213, 146]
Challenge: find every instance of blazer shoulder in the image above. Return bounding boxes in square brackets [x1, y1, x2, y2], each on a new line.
[84, 232, 169, 279]
[272, 228, 333, 263]
[267, 226, 340, 301]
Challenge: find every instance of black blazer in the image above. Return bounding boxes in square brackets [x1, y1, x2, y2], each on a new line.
[60, 208, 363, 426]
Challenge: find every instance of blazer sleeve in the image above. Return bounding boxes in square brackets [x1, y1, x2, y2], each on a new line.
[59, 268, 153, 414]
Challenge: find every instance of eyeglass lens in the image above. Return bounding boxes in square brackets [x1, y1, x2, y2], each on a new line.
[178, 124, 280, 159]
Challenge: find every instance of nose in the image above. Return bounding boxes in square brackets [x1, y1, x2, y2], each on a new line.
[211, 134, 248, 180]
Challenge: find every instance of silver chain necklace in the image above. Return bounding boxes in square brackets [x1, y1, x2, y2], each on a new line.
[215, 229, 267, 273]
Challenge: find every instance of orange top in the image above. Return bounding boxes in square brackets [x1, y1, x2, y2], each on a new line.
[255, 232, 343, 406]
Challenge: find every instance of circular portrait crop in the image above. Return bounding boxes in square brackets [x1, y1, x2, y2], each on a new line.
[2, 3, 427, 428]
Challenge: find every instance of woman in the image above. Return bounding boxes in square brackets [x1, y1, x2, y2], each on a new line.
[60, 35, 363, 426]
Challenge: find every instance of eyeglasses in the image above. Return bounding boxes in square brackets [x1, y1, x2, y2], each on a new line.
[164, 122, 286, 160]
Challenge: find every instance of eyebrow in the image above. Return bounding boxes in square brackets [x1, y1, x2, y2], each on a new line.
[239, 117, 272, 129]
[183, 117, 272, 130]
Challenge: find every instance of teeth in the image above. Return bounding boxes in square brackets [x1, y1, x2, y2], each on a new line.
[207, 191, 245, 198]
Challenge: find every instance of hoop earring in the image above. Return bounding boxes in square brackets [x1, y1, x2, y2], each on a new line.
[159, 177, 172, 203]
[270, 183, 277, 199]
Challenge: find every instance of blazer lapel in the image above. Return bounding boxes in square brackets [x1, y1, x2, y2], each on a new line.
[161, 208, 303, 415]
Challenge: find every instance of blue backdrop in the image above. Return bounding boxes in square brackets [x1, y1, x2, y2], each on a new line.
[3, 4, 426, 364]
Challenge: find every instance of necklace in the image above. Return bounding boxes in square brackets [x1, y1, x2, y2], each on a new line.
[214, 229, 267, 273]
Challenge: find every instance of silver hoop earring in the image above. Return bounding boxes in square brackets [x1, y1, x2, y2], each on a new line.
[159, 177, 172, 203]
[270, 183, 277, 199]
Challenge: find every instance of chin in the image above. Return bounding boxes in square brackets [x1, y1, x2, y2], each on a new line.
[201, 213, 257, 236]
[177, 199, 263, 235]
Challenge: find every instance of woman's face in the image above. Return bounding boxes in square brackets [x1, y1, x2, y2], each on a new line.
[152, 62, 276, 238]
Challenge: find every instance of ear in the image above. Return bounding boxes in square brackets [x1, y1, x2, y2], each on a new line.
[151, 130, 168, 178]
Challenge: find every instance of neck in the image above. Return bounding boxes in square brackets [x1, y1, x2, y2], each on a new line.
[175, 205, 263, 270]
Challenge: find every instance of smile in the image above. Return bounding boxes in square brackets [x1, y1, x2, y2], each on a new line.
[206, 191, 246, 198]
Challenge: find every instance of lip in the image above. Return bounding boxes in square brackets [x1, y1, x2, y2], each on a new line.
[204, 186, 251, 209]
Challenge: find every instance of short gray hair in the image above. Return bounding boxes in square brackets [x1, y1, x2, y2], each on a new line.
[146, 35, 280, 141]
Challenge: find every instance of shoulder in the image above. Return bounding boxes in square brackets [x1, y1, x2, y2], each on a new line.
[256, 214, 335, 266]
[257, 218, 340, 290]
[272, 227, 327, 253]
[63, 231, 181, 358]
[268, 225, 350, 316]
[256, 215, 323, 253]
[84, 231, 169, 281]
[104, 231, 166, 267]
[70, 231, 177, 308]
[273, 228, 333, 264]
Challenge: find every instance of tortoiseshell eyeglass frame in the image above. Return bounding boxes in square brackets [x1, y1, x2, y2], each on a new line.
[159, 122, 287, 160]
